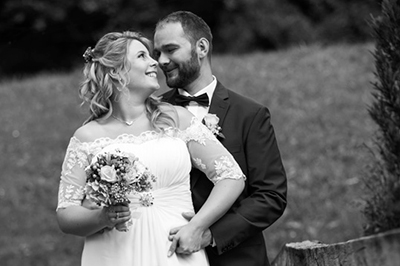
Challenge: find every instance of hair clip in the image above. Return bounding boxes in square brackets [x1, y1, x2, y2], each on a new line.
[83, 47, 94, 63]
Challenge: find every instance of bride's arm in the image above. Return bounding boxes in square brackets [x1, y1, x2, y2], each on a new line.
[168, 107, 245, 255]
[56, 132, 130, 237]
[57, 205, 109, 236]
[57, 203, 130, 237]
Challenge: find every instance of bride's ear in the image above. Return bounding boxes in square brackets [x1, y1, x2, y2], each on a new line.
[109, 69, 121, 80]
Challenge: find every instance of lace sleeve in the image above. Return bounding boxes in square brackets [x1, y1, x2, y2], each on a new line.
[180, 118, 245, 184]
[57, 137, 90, 210]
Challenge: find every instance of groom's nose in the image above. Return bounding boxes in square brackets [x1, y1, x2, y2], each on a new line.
[157, 52, 170, 66]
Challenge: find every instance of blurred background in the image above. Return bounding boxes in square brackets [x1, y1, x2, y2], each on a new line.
[0, 0, 383, 265]
[0, 0, 380, 76]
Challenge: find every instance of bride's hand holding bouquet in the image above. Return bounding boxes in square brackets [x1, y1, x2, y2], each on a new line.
[84, 149, 156, 232]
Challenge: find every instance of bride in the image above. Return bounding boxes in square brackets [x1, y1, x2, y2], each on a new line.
[56, 31, 245, 266]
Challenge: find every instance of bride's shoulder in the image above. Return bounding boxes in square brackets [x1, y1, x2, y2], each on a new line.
[73, 121, 103, 143]
[158, 104, 194, 130]
[172, 106, 195, 130]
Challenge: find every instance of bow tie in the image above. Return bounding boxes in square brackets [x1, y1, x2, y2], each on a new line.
[175, 93, 209, 107]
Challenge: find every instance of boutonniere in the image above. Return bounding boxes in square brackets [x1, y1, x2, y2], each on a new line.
[202, 113, 225, 139]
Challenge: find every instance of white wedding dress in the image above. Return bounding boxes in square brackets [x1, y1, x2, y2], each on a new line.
[57, 118, 244, 266]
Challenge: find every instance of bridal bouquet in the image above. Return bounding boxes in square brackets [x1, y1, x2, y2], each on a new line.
[84, 149, 156, 207]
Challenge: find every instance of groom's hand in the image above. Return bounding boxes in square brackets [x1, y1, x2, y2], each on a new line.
[167, 212, 213, 256]
[181, 212, 195, 221]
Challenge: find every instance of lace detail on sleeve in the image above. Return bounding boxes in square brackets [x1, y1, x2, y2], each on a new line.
[57, 137, 91, 210]
[58, 180, 85, 209]
[179, 117, 220, 145]
[213, 155, 244, 183]
[193, 158, 207, 170]
[62, 138, 90, 176]
[182, 117, 245, 184]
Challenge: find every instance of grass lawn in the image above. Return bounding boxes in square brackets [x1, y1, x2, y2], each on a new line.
[0, 42, 376, 265]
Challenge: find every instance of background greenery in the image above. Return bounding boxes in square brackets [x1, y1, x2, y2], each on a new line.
[0, 0, 380, 75]
[0, 41, 376, 265]
[362, 0, 400, 235]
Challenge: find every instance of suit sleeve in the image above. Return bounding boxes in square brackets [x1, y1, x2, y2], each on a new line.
[210, 106, 287, 254]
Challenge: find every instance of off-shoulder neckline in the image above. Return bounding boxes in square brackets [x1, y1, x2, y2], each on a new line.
[70, 116, 202, 145]
[71, 129, 171, 145]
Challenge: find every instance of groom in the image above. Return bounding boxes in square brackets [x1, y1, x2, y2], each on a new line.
[154, 11, 287, 266]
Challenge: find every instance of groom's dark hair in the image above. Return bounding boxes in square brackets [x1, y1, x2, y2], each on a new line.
[155, 11, 213, 59]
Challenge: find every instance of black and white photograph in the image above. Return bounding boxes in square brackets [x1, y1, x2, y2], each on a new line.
[1, 1, 399, 265]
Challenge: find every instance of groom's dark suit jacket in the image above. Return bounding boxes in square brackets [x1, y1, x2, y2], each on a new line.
[162, 81, 287, 266]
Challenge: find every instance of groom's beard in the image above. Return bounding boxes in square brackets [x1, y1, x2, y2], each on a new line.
[163, 49, 200, 89]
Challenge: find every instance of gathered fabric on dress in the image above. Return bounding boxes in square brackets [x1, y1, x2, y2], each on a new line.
[57, 118, 244, 266]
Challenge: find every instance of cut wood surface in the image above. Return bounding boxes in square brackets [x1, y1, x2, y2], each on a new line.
[271, 228, 400, 266]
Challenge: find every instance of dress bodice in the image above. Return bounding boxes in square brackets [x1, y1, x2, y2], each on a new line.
[56, 118, 245, 266]
[57, 118, 244, 211]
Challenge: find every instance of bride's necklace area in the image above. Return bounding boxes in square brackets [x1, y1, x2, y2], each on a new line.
[111, 112, 144, 126]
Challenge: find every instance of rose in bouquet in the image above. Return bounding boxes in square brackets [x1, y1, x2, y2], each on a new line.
[84, 149, 156, 231]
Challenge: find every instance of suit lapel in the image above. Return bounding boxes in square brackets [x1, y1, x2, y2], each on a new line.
[208, 81, 230, 126]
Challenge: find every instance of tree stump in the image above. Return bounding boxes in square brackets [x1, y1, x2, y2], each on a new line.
[271, 228, 400, 266]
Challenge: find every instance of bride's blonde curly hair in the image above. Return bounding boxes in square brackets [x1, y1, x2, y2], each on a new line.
[79, 31, 176, 131]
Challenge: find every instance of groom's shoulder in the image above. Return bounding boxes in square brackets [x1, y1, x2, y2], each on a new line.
[223, 86, 265, 111]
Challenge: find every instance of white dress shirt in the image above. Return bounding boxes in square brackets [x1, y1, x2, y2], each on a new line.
[178, 76, 217, 120]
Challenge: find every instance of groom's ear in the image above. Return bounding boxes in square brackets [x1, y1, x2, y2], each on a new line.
[197, 38, 209, 59]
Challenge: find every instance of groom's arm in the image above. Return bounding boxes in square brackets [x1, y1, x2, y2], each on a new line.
[210, 106, 287, 255]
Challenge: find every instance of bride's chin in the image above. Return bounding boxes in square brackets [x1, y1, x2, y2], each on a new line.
[145, 85, 160, 97]
[151, 84, 160, 91]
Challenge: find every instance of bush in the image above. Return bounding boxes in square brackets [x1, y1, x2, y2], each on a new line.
[363, 0, 400, 235]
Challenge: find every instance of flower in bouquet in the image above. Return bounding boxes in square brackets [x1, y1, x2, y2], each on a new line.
[203, 113, 225, 139]
[84, 149, 156, 207]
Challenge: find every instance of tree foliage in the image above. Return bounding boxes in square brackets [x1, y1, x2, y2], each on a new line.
[363, 0, 400, 235]
[0, 0, 380, 75]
